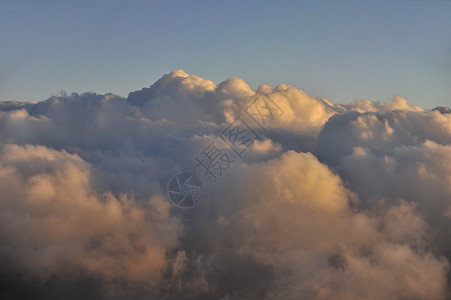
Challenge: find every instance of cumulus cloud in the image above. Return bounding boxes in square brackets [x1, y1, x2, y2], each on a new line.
[0, 70, 450, 299]
[0, 144, 180, 285]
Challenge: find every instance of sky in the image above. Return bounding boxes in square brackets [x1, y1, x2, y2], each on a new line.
[1, 0, 450, 108]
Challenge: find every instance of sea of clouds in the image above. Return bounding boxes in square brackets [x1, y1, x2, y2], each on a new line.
[0, 70, 450, 299]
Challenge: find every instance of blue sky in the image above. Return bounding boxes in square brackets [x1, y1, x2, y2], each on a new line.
[1, 0, 450, 108]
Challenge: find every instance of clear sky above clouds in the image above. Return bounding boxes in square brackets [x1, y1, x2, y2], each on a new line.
[1, 0, 450, 108]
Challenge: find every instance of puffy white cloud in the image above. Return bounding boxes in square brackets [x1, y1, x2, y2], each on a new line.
[317, 108, 451, 165]
[338, 95, 424, 114]
[0, 70, 450, 299]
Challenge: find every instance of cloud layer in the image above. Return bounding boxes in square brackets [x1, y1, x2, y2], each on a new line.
[0, 70, 450, 299]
